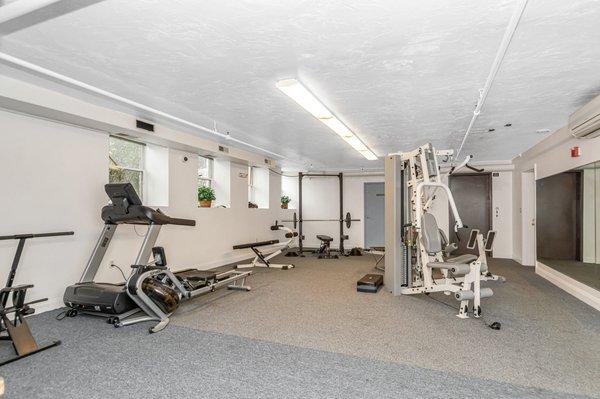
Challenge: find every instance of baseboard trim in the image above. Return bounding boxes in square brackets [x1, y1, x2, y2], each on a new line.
[536, 261, 600, 311]
[513, 256, 522, 265]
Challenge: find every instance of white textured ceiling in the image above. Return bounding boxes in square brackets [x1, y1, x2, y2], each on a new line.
[1, 0, 599, 169]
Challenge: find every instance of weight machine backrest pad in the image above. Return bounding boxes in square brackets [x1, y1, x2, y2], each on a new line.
[421, 213, 442, 254]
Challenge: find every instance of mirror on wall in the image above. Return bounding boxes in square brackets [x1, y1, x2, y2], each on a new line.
[536, 161, 600, 290]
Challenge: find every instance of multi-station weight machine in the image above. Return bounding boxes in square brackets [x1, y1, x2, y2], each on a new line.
[384, 143, 504, 318]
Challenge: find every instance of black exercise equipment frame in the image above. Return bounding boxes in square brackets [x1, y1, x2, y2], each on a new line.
[298, 172, 348, 254]
[0, 231, 74, 366]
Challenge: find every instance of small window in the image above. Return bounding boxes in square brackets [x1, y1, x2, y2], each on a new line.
[248, 166, 255, 205]
[198, 156, 213, 188]
[109, 136, 144, 198]
[247, 167, 268, 208]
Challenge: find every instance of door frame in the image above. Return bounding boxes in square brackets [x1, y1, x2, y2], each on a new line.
[521, 169, 536, 266]
[363, 181, 385, 249]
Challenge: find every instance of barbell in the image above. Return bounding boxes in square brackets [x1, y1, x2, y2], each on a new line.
[280, 212, 360, 229]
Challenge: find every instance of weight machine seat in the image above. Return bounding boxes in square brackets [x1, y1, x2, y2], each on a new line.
[446, 254, 478, 264]
[233, 240, 280, 250]
[175, 269, 217, 281]
[426, 261, 471, 276]
[316, 235, 333, 243]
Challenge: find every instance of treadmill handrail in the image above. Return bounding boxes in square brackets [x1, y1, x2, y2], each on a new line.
[166, 217, 196, 226]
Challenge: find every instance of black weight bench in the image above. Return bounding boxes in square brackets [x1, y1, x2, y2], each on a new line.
[233, 240, 280, 250]
[316, 235, 338, 259]
[233, 236, 294, 270]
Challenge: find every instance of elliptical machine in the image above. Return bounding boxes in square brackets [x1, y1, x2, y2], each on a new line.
[63, 183, 251, 333]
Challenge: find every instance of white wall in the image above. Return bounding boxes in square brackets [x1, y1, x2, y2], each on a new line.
[582, 168, 596, 263]
[0, 110, 294, 313]
[0, 110, 107, 312]
[252, 167, 270, 209]
[282, 174, 384, 248]
[144, 144, 169, 207]
[282, 175, 298, 209]
[269, 170, 282, 211]
[512, 127, 600, 263]
[299, 175, 342, 248]
[230, 162, 249, 209]
[491, 172, 513, 258]
[213, 158, 231, 208]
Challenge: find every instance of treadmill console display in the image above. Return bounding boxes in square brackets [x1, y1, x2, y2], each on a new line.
[105, 183, 143, 214]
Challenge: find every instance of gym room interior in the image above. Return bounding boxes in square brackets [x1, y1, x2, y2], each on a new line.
[0, 1, 599, 398]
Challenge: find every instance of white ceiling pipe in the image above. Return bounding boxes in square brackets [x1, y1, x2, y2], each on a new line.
[0, 0, 63, 24]
[455, 0, 529, 160]
[0, 52, 285, 159]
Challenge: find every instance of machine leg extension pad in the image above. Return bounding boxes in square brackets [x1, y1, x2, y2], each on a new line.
[356, 274, 383, 293]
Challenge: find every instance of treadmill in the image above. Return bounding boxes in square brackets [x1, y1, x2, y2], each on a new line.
[63, 183, 251, 329]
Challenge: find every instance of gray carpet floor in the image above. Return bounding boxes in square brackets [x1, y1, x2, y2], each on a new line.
[1, 256, 599, 398]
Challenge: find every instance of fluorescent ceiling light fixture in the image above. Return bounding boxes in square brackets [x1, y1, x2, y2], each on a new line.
[276, 79, 378, 160]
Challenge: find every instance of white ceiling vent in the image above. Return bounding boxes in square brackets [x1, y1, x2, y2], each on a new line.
[569, 94, 600, 139]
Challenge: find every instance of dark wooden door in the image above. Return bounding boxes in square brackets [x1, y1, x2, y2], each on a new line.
[449, 174, 492, 255]
[536, 172, 581, 260]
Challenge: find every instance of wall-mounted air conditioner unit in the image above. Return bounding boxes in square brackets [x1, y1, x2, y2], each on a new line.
[569, 94, 600, 139]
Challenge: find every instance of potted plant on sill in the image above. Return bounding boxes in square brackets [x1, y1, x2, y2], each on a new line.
[198, 186, 216, 208]
[281, 196, 291, 209]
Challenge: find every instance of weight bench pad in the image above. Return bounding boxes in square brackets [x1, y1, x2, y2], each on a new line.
[446, 254, 478, 264]
[175, 269, 217, 281]
[233, 239, 280, 250]
[316, 235, 333, 242]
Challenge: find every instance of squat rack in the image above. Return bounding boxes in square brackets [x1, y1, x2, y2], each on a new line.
[298, 172, 346, 254]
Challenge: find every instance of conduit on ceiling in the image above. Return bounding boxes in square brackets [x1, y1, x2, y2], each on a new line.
[454, 0, 529, 161]
[0, 52, 285, 159]
[0, 0, 63, 24]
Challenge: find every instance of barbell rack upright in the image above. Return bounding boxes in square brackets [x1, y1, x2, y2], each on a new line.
[298, 172, 304, 255]
[339, 172, 344, 254]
